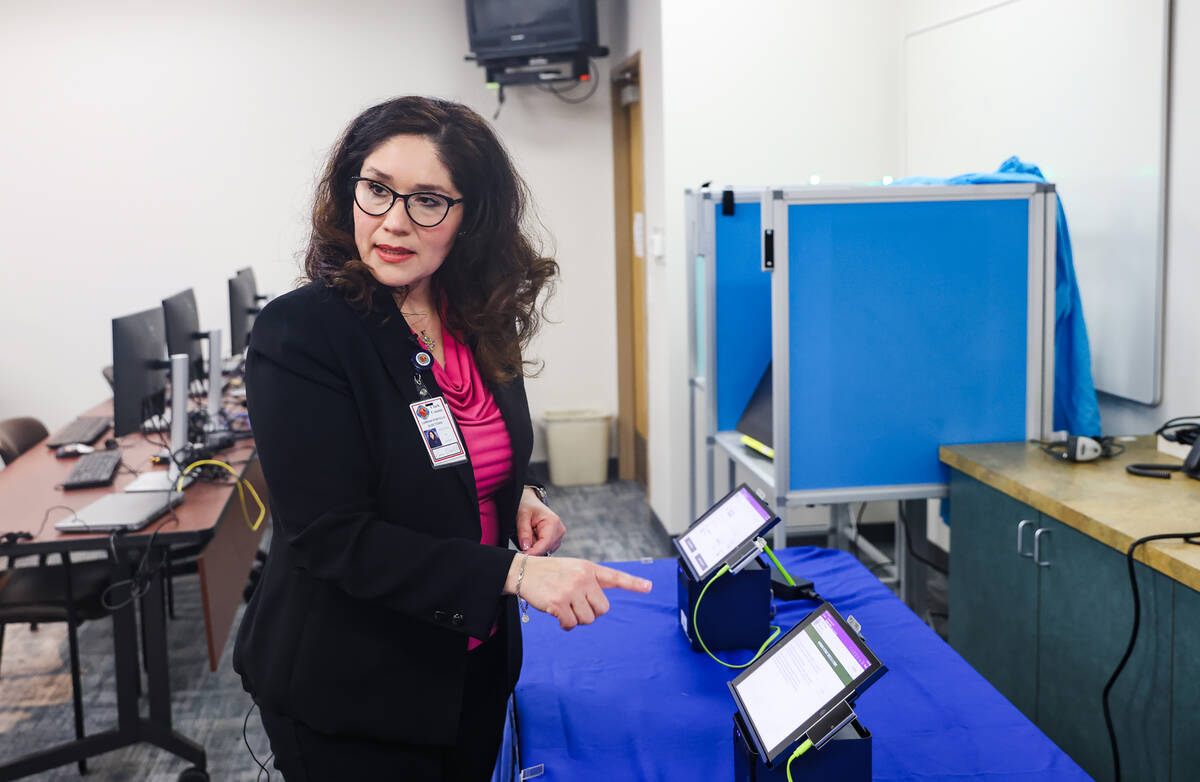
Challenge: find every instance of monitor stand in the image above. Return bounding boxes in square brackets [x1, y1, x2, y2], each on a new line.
[127, 353, 195, 493]
[204, 329, 229, 432]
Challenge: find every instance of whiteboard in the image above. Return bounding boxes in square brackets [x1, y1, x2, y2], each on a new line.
[904, 0, 1169, 404]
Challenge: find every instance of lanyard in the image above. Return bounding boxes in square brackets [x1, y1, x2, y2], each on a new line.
[411, 348, 434, 399]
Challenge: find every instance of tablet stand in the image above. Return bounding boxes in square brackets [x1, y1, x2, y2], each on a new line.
[677, 557, 772, 653]
[733, 710, 872, 782]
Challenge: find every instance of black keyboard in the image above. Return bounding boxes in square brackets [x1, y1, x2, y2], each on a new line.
[46, 417, 112, 448]
[63, 451, 123, 490]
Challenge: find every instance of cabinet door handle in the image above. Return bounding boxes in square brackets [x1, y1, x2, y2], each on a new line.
[1017, 520, 1035, 558]
[1033, 527, 1052, 567]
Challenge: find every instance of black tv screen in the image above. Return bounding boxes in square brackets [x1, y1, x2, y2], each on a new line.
[466, 0, 598, 62]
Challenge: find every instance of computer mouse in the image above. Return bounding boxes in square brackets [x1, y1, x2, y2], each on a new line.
[55, 443, 95, 458]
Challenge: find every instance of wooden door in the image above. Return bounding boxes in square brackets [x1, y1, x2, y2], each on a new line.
[611, 53, 648, 488]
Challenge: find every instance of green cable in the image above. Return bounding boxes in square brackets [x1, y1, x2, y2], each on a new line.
[692, 565, 781, 669]
[785, 738, 814, 782]
[761, 543, 796, 586]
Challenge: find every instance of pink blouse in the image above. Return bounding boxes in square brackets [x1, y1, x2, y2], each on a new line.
[430, 327, 513, 649]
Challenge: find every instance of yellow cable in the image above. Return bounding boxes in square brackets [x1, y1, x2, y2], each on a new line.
[785, 738, 813, 782]
[177, 459, 266, 531]
[693, 565, 781, 669]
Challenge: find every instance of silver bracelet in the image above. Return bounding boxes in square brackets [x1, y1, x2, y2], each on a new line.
[515, 552, 530, 623]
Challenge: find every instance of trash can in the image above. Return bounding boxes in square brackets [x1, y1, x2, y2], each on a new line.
[543, 409, 611, 486]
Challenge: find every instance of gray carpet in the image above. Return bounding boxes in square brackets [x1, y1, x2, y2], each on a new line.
[0, 480, 670, 780]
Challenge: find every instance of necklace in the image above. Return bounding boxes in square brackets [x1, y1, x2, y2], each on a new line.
[398, 307, 437, 352]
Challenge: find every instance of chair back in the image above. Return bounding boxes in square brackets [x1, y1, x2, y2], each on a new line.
[0, 416, 49, 464]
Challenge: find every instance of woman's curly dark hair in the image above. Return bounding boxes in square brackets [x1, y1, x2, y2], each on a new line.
[303, 95, 558, 384]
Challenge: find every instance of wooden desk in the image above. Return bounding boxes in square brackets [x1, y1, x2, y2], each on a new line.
[0, 399, 267, 780]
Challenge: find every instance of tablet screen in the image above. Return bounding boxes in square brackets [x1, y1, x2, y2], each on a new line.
[675, 485, 774, 581]
[728, 602, 884, 762]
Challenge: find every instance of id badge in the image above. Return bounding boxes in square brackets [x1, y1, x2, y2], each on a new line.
[410, 397, 468, 469]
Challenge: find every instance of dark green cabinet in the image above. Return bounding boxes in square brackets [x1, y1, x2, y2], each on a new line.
[949, 471, 1178, 782]
[1034, 517, 1172, 782]
[948, 470, 1040, 719]
[1173, 583, 1200, 780]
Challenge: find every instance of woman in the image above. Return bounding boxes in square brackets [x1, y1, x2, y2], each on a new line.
[233, 96, 651, 781]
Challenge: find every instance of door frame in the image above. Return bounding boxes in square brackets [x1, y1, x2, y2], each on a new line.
[611, 52, 642, 483]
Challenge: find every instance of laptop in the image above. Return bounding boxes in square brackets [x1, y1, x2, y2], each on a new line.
[55, 491, 185, 533]
[736, 364, 774, 458]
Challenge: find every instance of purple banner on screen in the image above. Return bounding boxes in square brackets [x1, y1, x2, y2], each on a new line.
[737, 488, 771, 522]
[820, 613, 872, 673]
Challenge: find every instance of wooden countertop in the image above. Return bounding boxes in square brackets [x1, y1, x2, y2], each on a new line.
[940, 437, 1200, 592]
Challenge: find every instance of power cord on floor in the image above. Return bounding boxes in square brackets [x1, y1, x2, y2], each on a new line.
[1102, 530, 1200, 782]
[243, 702, 274, 782]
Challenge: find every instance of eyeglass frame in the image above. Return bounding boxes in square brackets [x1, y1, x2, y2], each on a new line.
[349, 176, 464, 227]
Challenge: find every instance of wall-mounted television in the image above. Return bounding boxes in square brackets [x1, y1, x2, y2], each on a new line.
[465, 0, 600, 63]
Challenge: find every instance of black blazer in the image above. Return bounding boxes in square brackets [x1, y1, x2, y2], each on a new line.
[233, 281, 529, 745]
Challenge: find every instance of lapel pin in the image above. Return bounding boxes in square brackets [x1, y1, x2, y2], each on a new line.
[411, 350, 433, 372]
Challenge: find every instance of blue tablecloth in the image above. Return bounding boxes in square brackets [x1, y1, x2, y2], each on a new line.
[511, 547, 1089, 781]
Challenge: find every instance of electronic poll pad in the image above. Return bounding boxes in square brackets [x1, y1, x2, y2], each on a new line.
[728, 601, 886, 765]
[674, 484, 780, 582]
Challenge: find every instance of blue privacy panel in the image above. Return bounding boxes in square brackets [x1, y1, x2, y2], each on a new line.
[788, 199, 1030, 490]
[715, 202, 772, 431]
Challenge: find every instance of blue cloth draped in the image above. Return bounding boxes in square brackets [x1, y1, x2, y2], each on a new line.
[510, 548, 1091, 781]
[896, 157, 1101, 436]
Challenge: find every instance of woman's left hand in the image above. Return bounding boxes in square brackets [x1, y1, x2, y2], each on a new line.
[517, 487, 565, 556]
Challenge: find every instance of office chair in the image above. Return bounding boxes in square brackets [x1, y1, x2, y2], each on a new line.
[0, 550, 114, 775]
[0, 416, 49, 465]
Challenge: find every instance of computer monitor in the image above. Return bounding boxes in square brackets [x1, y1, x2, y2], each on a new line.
[237, 267, 268, 303]
[161, 288, 204, 382]
[112, 307, 170, 438]
[228, 274, 258, 355]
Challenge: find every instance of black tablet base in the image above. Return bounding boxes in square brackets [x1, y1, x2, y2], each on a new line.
[677, 559, 772, 653]
[733, 711, 872, 782]
[769, 568, 817, 601]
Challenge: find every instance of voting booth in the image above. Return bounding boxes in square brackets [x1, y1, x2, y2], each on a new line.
[686, 184, 1057, 592]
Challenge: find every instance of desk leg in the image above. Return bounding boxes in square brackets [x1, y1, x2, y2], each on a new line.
[141, 546, 208, 770]
[112, 565, 142, 730]
[0, 549, 208, 781]
[830, 503, 849, 550]
[896, 502, 911, 606]
[143, 550, 172, 727]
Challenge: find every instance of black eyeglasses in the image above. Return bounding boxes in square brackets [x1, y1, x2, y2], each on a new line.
[350, 176, 464, 227]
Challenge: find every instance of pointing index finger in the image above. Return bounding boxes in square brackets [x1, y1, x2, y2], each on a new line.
[594, 565, 652, 593]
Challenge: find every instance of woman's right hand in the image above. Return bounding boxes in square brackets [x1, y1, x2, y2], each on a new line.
[504, 554, 652, 631]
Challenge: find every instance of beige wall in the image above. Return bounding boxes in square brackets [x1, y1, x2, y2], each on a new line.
[630, 0, 904, 533]
[0, 0, 620, 463]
